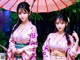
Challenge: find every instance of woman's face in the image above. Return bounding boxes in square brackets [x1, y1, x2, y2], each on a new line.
[18, 8, 30, 22]
[55, 18, 67, 32]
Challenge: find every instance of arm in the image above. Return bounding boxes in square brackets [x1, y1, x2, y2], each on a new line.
[7, 34, 17, 58]
[42, 33, 52, 60]
[8, 24, 18, 54]
[7, 24, 18, 59]
[67, 32, 79, 59]
[72, 31, 79, 51]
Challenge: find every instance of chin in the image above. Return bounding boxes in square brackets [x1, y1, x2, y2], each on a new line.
[58, 29, 63, 32]
[22, 20, 25, 22]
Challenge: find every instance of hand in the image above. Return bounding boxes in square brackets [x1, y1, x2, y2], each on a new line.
[16, 48, 23, 54]
[14, 49, 22, 56]
[12, 48, 17, 53]
[72, 31, 79, 42]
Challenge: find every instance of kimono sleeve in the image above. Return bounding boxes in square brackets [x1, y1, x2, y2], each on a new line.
[22, 26, 38, 59]
[8, 24, 17, 50]
[67, 35, 79, 59]
[42, 33, 52, 60]
[8, 34, 15, 49]
[7, 34, 16, 58]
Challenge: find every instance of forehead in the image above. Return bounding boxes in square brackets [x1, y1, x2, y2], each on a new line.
[18, 8, 28, 13]
[56, 18, 65, 23]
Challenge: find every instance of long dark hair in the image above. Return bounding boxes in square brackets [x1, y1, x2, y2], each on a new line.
[54, 12, 71, 45]
[12, 2, 30, 33]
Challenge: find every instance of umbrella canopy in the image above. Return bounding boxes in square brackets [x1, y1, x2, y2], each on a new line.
[0, 0, 76, 13]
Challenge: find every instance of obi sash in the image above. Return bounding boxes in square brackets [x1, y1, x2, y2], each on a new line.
[15, 43, 28, 49]
[15, 43, 29, 58]
[50, 50, 66, 60]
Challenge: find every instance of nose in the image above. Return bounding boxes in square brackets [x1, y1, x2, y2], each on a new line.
[21, 13, 24, 17]
[58, 23, 62, 27]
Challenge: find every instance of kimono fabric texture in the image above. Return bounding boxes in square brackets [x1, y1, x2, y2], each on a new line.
[43, 33, 79, 60]
[7, 22, 38, 60]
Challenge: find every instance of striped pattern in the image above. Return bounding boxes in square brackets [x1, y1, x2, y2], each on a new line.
[0, 0, 76, 13]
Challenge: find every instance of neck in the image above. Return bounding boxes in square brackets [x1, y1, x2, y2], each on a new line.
[22, 19, 30, 25]
[58, 31, 64, 35]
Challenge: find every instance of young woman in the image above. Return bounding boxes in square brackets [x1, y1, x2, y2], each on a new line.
[7, 2, 38, 60]
[42, 12, 80, 60]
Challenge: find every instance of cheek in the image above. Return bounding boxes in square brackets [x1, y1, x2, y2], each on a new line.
[25, 14, 29, 18]
[55, 24, 59, 28]
[62, 24, 66, 28]
[18, 15, 21, 18]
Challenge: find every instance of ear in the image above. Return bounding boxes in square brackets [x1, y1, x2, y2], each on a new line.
[28, 12, 31, 16]
[66, 22, 68, 26]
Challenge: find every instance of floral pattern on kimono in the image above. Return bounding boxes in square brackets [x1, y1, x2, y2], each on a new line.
[43, 33, 80, 60]
[7, 22, 38, 60]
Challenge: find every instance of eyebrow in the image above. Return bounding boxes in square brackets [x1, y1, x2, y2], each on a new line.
[18, 10, 28, 13]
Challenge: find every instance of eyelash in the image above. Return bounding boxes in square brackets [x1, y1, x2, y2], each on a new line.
[56, 22, 64, 24]
[18, 12, 28, 15]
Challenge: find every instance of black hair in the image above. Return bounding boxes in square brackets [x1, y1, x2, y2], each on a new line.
[12, 2, 30, 33]
[54, 12, 71, 45]
[17, 2, 30, 13]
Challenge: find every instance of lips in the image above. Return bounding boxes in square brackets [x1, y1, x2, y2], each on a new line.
[58, 28, 62, 29]
[21, 18, 25, 20]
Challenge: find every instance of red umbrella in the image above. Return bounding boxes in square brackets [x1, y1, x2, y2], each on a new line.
[0, 0, 76, 13]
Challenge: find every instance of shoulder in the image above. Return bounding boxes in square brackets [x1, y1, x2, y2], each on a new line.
[29, 23, 37, 34]
[31, 25, 37, 29]
[12, 23, 17, 30]
[30, 25, 37, 31]
[29, 22, 37, 30]
[47, 32, 56, 38]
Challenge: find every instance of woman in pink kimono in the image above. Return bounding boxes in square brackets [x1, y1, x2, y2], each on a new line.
[7, 2, 38, 60]
[43, 12, 80, 60]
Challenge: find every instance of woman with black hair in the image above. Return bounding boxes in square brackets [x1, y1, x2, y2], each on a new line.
[42, 12, 80, 60]
[7, 2, 38, 60]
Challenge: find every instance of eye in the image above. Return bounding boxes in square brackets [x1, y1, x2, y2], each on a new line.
[61, 22, 65, 24]
[56, 22, 59, 25]
[18, 12, 21, 15]
[23, 12, 27, 14]
[61, 22, 64, 24]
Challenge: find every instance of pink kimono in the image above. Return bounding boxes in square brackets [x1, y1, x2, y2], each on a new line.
[43, 33, 80, 60]
[7, 22, 38, 60]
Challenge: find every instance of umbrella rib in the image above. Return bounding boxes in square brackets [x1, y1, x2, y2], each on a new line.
[45, 0, 49, 13]
[1, 0, 10, 7]
[60, 0, 68, 8]
[9, 0, 18, 11]
[70, 0, 76, 4]
[31, 0, 36, 11]
[24, 0, 26, 2]
[52, 0, 60, 10]
[36, 0, 39, 13]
